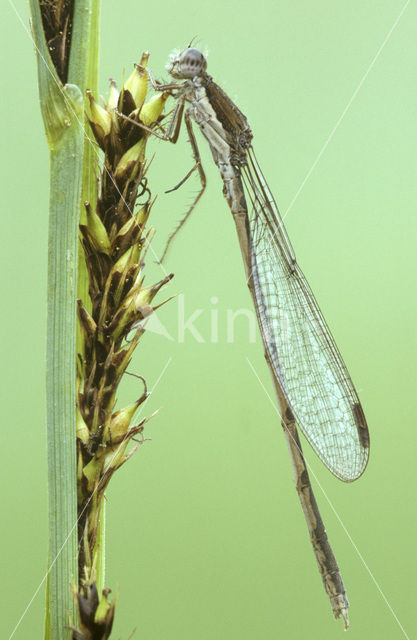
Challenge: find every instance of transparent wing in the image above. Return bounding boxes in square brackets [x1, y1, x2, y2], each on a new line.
[242, 149, 369, 482]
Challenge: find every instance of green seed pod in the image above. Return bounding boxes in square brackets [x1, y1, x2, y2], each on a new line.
[111, 242, 142, 276]
[103, 439, 130, 473]
[124, 52, 149, 110]
[85, 202, 111, 254]
[83, 455, 103, 493]
[107, 78, 119, 111]
[93, 588, 111, 624]
[86, 91, 112, 145]
[105, 396, 146, 445]
[114, 138, 146, 180]
[140, 92, 169, 126]
[114, 204, 149, 255]
[76, 407, 90, 445]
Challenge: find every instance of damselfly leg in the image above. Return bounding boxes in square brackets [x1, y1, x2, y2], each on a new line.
[117, 95, 207, 262]
[115, 93, 185, 143]
[159, 111, 206, 262]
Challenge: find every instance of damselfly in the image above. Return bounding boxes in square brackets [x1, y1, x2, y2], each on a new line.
[125, 47, 370, 626]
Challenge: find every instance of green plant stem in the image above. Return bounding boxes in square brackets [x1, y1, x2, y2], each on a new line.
[29, 0, 100, 637]
[70, 0, 101, 218]
[44, 119, 84, 640]
[70, 0, 106, 594]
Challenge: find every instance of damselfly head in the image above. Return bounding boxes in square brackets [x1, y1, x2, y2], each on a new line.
[166, 47, 207, 79]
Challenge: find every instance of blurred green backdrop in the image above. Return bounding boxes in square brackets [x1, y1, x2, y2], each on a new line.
[2, 1, 416, 639]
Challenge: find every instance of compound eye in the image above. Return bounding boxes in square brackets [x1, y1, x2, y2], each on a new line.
[179, 48, 207, 78]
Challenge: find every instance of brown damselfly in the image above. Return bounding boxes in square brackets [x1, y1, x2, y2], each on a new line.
[121, 47, 370, 627]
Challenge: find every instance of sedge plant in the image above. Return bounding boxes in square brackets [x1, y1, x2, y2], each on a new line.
[30, 1, 173, 637]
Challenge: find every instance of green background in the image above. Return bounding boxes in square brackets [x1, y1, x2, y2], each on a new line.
[2, 1, 416, 638]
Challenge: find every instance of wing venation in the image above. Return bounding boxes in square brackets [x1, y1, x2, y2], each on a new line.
[242, 149, 369, 482]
